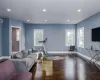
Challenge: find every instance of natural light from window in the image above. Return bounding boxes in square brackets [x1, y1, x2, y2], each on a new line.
[16, 29, 20, 41]
[34, 29, 44, 46]
[65, 29, 75, 46]
[77, 27, 84, 48]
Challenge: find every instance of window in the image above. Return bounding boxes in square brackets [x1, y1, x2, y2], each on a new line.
[65, 29, 75, 46]
[77, 27, 84, 48]
[16, 29, 20, 41]
[34, 29, 44, 46]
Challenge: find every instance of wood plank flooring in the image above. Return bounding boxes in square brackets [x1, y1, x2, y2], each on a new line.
[30, 54, 100, 80]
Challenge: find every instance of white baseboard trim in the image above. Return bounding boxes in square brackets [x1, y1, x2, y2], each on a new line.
[77, 52, 91, 61]
[47, 51, 100, 68]
[47, 51, 77, 54]
[77, 52, 100, 69]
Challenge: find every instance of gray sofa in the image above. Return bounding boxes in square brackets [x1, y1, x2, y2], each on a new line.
[10, 51, 38, 72]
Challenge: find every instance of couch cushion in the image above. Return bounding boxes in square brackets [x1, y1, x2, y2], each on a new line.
[11, 59, 28, 72]
[11, 72, 32, 80]
[0, 60, 16, 80]
[23, 58, 34, 68]
[12, 52, 23, 59]
[27, 53, 37, 59]
[21, 50, 29, 58]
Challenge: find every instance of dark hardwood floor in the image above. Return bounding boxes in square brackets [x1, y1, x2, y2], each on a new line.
[30, 54, 100, 80]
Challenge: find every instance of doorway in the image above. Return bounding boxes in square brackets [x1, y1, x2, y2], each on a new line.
[11, 27, 21, 54]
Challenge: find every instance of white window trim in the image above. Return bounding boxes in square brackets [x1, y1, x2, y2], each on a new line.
[65, 29, 75, 46]
[34, 29, 44, 46]
[77, 27, 84, 48]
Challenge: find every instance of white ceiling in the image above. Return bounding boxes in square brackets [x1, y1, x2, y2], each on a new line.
[0, 0, 100, 24]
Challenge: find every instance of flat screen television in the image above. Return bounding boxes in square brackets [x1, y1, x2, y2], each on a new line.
[92, 27, 100, 41]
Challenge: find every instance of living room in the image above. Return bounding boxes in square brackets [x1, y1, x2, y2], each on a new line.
[0, 0, 100, 80]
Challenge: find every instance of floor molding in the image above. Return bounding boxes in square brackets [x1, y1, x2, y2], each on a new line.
[47, 51, 92, 61]
[77, 52, 100, 70]
[47, 51, 100, 68]
[47, 51, 77, 54]
[77, 52, 91, 61]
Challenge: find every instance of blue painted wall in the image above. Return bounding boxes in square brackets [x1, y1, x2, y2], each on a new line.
[1, 12, 100, 56]
[77, 12, 100, 57]
[0, 18, 3, 56]
[2, 18, 25, 56]
[2, 18, 10, 56]
[24, 24, 76, 51]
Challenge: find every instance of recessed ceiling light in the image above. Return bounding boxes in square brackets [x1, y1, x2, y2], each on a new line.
[7, 9, 11, 12]
[45, 20, 47, 22]
[77, 9, 81, 12]
[68, 20, 70, 22]
[43, 9, 46, 12]
[27, 20, 30, 22]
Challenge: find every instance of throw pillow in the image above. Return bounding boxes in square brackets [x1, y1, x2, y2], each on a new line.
[13, 52, 23, 59]
[21, 50, 29, 58]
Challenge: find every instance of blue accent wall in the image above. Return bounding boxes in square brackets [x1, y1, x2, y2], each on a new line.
[24, 24, 76, 51]
[2, 18, 10, 56]
[2, 18, 25, 56]
[77, 12, 100, 57]
[0, 19, 3, 56]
